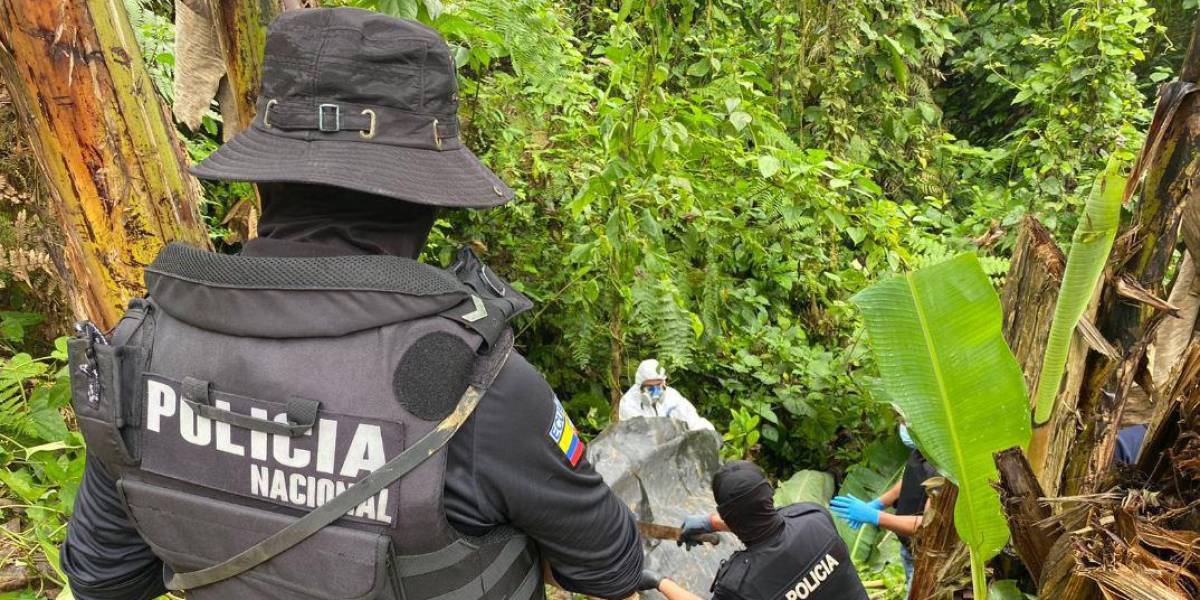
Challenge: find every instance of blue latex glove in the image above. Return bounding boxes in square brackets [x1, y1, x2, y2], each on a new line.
[839, 499, 885, 528]
[830, 495, 881, 528]
[677, 513, 715, 548]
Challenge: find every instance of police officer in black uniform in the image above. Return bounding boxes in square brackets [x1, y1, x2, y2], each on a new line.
[60, 8, 642, 600]
[639, 461, 868, 600]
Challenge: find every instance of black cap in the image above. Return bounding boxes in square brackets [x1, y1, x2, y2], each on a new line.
[191, 8, 513, 208]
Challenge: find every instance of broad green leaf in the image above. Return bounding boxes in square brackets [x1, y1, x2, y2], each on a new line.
[774, 470, 834, 506]
[0, 590, 41, 600]
[0, 467, 46, 503]
[421, 0, 442, 20]
[881, 35, 908, 89]
[1033, 158, 1125, 424]
[1, 353, 47, 383]
[30, 407, 70, 443]
[375, 0, 419, 19]
[729, 111, 752, 131]
[853, 253, 1031, 600]
[757, 155, 781, 178]
[52, 336, 69, 361]
[0, 311, 43, 343]
[24, 441, 73, 459]
[28, 384, 71, 442]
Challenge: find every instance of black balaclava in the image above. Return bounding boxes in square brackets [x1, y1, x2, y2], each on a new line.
[247, 182, 438, 259]
[713, 460, 785, 547]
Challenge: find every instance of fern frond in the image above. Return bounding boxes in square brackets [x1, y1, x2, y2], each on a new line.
[463, 0, 578, 84]
[632, 266, 696, 371]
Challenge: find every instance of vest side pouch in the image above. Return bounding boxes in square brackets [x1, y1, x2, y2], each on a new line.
[118, 478, 394, 600]
[67, 338, 139, 467]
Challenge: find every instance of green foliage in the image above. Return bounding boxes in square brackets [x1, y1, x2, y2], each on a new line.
[123, 0, 176, 102]
[0, 324, 84, 598]
[941, 0, 1153, 232]
[418, 0, 929, 473]
[989, 579, 1037, 600]
[1, 311, 43, 348]
[3, 2, 1191, 597]
[852, 253, 1032, 600]
[313, 0, 1186, 481]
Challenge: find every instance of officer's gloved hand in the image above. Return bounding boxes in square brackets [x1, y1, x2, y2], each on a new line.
[677, 513, 715, 549]
[840, 498, 886, 529]
[638, 569, 664, 592]
[847, 498, 887, 528]
[830, 495, 881, 529]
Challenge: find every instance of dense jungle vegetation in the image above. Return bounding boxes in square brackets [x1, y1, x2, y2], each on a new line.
[0, 1, 1197, 598]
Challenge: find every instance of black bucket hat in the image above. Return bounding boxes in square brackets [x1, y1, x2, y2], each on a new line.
[191, 8, 513, 208]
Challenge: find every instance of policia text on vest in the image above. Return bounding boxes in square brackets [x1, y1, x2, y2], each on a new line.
[143, 376, 398, 524]
[783, 553, 842, 600]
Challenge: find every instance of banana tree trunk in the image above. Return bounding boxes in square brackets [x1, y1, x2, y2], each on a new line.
[908, 481, 968, 600]
[0, 0, 210, 330]
[207, 0, 315, 135]
[1062, 17, 1200, 500]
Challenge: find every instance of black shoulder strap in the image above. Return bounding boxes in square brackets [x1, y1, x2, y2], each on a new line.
[164, 330, 515, 591]
[441, 247, 532, 349]
[779, 502, 826, 518]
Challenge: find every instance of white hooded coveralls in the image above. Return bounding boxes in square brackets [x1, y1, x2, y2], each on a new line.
[618, 359, 715, 431]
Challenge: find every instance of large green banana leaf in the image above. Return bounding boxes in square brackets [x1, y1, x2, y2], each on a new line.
[773, 470, 835, 506]
[1033, 158, 1126, 424]
[852, 253, 1031, 600]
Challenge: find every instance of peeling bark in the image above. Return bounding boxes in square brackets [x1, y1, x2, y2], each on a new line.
[1038, 533, 1096, 600]
[0, 0, 210, 330]
[993, 447, 1058, 585]
[1147, 252, 1200, 395]
[909, 480, 969, 600]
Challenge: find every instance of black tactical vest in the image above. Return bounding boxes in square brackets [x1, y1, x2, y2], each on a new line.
[67, 243, 541, 600]
[711, 503, 868, 600]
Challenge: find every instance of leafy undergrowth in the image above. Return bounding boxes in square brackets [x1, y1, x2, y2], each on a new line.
[0, 314, 78, 599]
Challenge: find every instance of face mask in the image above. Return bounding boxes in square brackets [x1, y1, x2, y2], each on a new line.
[899, 424, 916, 449]
[642, 384, 664, 402]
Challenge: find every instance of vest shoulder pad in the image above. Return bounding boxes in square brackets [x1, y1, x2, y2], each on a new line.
[440, 247, 532, 348]
[712, 554, 750, 595]
[779, 502, 828, 519]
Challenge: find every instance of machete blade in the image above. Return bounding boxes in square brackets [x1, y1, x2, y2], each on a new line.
[636, 521, 721, 546]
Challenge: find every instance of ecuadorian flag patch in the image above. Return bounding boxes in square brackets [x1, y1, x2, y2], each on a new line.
[548, 397, 584, 468]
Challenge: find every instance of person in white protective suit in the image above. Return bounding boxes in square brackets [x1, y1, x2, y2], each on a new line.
[618, 359, 715, 431]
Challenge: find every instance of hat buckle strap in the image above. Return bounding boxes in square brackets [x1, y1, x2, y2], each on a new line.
[318, 103, 341, 132]
[433, 118, 442, 150]
[360, 109, 377, 139]
[262, 99, 278, 128]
